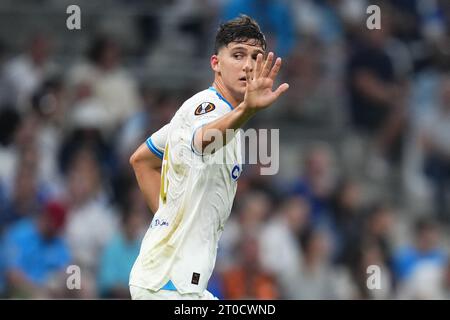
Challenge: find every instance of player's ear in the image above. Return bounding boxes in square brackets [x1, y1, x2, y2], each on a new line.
[211, 55, 220, 73]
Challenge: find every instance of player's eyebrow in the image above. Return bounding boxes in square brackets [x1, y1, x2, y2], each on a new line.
[230, 46, 265, 56]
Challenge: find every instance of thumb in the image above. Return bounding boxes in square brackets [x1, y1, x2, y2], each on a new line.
[274, 83, 289, 98]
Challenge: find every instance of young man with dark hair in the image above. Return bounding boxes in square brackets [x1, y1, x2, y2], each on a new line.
[129, 15, 289, 300]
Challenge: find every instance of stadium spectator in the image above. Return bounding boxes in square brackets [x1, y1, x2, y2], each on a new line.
[2, 201, 70, 298]
[0, 151, 43, 231]
[218, 191, 272, 270]
[284, 226, 351, 299]
[393, 218, 447, 284]
[340, 202, 395, 271]
[420, 75, 450, 222]
[1, 34, 57, 112]
[291, 143, 336, 226]
[98, 210, 146, 298]
[258, 196, 309, 297]
[346, 15, 410, 179]
[349, 240, 394, 299]
[221, 235, 279, 299]
[64, 148, 118, 285]
[329, 178, 364, 264]
[67, 36, 140, 133]
[282, 39, 343, 130]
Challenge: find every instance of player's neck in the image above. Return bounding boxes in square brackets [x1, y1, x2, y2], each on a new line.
[211, 81, 240, 108]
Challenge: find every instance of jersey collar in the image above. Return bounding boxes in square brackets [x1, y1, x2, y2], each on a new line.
[208, 87, 234, 110]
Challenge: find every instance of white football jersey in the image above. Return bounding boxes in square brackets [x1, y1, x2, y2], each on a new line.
[129, 87, 242, 294]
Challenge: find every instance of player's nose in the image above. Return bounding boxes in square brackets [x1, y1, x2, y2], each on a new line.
[243, 56, 254, 72]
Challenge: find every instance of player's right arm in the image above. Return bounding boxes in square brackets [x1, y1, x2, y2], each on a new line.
[130, 143, 162, 214]
[130, 124, 169, 214]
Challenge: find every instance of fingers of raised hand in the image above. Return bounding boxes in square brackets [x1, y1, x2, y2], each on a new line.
[268, 57, 282, 81]
[255, 53, 263, 79]
[261, 52, 274, 78]
[274, 82, 290, 98]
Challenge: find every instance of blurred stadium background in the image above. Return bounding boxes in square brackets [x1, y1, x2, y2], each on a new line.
[1, 0, 450, 299]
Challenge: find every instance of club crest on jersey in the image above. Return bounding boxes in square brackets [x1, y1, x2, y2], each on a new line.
[195, 102, 215, 115]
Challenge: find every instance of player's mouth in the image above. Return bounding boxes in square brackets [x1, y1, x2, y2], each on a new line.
[239, 77, 247, 83]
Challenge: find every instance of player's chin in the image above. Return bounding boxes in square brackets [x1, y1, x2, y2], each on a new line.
[236, 82, 247, 93]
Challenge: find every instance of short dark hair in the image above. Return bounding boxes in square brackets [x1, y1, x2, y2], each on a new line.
[214, 15, 266, 54]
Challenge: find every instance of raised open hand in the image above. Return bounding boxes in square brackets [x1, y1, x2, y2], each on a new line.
[243, 52, 289, 113]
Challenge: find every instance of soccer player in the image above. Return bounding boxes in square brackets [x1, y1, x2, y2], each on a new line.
[128, 15, 289, 300]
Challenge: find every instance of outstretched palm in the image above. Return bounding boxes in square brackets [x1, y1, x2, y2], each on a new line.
[243, 52, 289, 112]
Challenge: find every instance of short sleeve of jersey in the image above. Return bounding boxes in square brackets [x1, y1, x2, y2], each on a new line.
[146, 124, 170, 160]
[188, 94, 233, 156]
[191, 103, 230, 129]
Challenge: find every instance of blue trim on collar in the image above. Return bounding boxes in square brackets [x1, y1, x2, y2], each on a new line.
[208, 87, 234, 110]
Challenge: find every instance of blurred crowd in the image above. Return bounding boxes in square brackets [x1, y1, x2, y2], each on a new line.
[1, 0, 450, 299]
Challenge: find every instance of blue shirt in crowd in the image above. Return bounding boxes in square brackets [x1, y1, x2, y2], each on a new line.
[2, 218, 71, 285]
[393, 246, 447, 281]
[98, 232, 141, 296]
